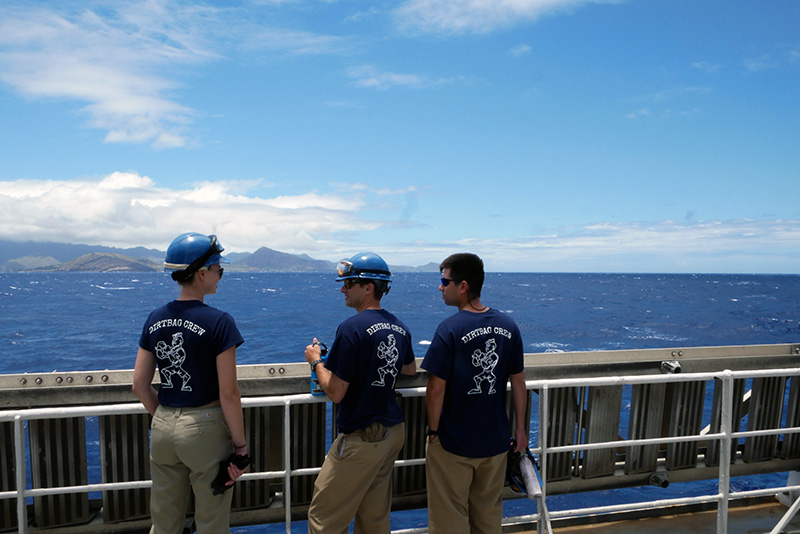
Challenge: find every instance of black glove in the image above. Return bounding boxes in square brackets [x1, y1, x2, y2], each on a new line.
[211, 453, 251, 496]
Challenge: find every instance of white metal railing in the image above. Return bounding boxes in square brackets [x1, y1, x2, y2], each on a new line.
[504, 368, 800, 534]
[3, 368, 800, 534]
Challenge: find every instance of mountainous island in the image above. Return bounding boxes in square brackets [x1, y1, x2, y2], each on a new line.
[0, 240, 438, 273]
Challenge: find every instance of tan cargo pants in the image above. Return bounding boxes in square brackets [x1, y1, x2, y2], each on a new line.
[308, 421, 405, 534]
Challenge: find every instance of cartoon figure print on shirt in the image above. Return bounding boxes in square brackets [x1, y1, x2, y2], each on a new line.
[372, 334, 400, 387]
[468, 338, 499, 395]
[155, 332, 192, 391]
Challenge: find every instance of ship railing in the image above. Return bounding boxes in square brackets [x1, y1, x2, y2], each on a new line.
[4, 372, 800, 534]
[506, 368, 800, 534]
[3, 344, 800, 533]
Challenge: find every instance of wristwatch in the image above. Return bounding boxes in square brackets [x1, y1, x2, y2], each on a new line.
[425, 425, 438, 437]
[310, 359, 323, 372]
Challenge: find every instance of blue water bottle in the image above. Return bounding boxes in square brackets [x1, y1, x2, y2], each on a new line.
[310, 342, 328, 396]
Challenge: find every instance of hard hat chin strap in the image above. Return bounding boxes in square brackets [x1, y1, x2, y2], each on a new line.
[184, 235, 220, 274]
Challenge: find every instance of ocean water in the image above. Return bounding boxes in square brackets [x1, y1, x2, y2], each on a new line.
[3, 272, 799, 372]
[2, 272, 799, 531]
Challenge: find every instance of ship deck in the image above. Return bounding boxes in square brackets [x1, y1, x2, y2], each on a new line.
[531, 500, 800, 533]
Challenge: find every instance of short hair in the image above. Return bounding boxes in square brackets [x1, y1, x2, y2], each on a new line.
[439, 253, 484, 298]
[351, 278, 389, 299]
[365, 279, 390, 299]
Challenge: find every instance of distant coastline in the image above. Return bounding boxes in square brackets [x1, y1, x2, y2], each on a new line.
[0, 240, 438, 273]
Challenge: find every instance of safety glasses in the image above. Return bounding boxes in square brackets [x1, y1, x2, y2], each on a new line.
[342, 279, 364, 289]
[337, 259, 354, 278]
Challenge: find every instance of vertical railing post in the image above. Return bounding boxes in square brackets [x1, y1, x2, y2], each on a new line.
[539, 385, 549, 534]
[284, 399, 292, 534]
[717, 370, 733, 534]
[14, 415, 27, 534]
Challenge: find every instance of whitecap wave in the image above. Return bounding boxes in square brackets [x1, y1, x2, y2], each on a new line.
[529, 342, 569, 352]
[92, 285, 134, 290]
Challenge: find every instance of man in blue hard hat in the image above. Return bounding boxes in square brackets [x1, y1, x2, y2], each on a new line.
[304, 252, 417, 534]
[423, 252, 527, 534]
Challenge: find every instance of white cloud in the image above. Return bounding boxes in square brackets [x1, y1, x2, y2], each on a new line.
[2, 174, 798, 273]
[0, 2, 224, 148]
[240, 28, 350, 56]
[376, 219, 800, 273]
[0, 1, 347, 148]
[446, 220, 800, 272]
[624, 86, 711, 119]
[394, 0, 617, 35]
[647, 86, 713, 103]
[332, 182, 417, 196]
[692, 60, 722, 73]
[744, 55, 780, 73]
[346, 65, 452, 90]
[0, 173, 387, 254]
[510, 44, 532, 57]
[625, 108, 652, 119]
[345, 7, 381, 23]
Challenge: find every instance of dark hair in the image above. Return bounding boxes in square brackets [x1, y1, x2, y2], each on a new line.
[347, 278, 390, 299]
[171, 269, 196, 285]
[367, 279, 390, 299]
[439, 253, 484, 298]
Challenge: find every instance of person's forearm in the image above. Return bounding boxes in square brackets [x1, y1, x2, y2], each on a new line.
[511, 372, 528, 451]
[401, 359, 417, 376]
[132, 348, 159, 416]
[220, 390, 247, 453]
[426, 375, 446, 432]
[134, 385, 160, 416]
[314, 362, 348, 403]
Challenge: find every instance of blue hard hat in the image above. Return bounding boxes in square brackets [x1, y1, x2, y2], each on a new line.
[163, 233, 229, 272]
[335, 252, 391, 282]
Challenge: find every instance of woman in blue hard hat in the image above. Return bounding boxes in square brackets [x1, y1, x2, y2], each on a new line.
[133, 232, 248, 534]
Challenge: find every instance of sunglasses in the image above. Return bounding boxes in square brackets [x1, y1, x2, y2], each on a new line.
[202, 266, 224, 277]
[441, 277, 457, 287]
[342, 279, 364, 289]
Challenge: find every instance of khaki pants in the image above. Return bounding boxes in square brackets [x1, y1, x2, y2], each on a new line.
[425, 438, 506, 534]
[149, 404, 233, 534]
[308, 422, 405, 534]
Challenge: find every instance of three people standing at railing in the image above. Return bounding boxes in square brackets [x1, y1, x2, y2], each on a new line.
[422, 253, 528, 534]
[133, 233, 249, 534]
[303, 252, 417, 534]
[132, 239, 524, 534]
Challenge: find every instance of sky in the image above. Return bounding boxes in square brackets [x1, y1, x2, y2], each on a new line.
[0, 0, 798, 273]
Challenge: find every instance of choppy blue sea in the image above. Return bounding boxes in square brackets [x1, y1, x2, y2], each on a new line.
[2, 272, 800, 531]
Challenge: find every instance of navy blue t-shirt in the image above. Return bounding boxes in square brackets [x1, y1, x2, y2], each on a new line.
[139, 300, 244, 407]
[326, 309, 415, 433]
[422, 308, 524, 458]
